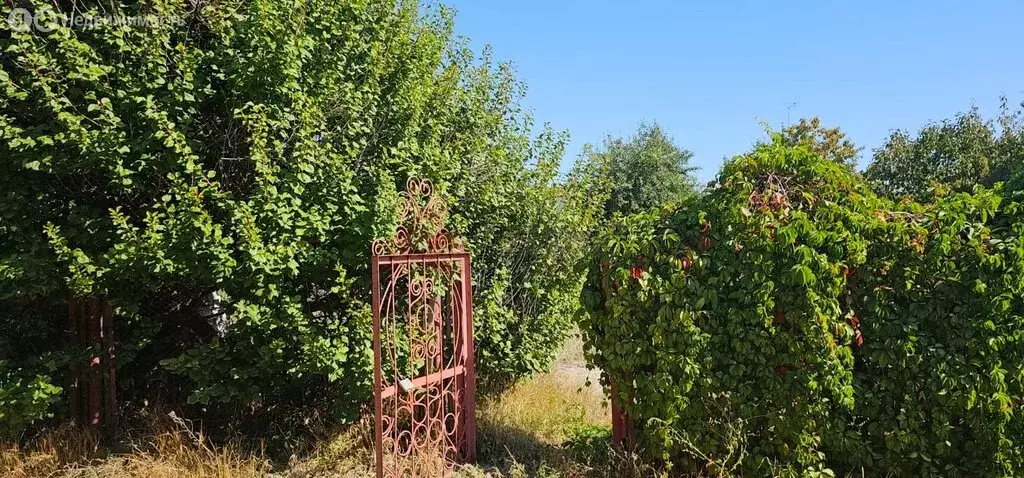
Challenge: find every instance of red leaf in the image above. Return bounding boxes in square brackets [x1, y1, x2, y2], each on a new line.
[699, 236, 712, 251]
[774, 308, 785, 326]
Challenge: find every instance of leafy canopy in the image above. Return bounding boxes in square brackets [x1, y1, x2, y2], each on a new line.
[575, 122, 698, 217]
[777, 117, 860, 169]
[865, 99, 1024, 200]
[0, 0, 599, 437]
[582, 136, 1024, 476]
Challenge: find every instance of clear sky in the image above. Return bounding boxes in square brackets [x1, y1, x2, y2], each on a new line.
[444, 1, 1024, 182]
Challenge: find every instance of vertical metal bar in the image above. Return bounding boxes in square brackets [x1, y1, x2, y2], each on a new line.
[67, 295, 80, 423]
[86, 297, 102, 430]
[461, 255, 477, 462]
[450, 260, 462, 460]
[371, 256, 384, 478]
[435, 256, 445, 478]
[388, 262, 399, 476]
[418, 253, 428, 476]
[76, 298, 89, 424]
[403, 260, 412, 473]
[102, 300, 116, 438]
[611, 379, 625, 447]
[390, 260, 399, 475]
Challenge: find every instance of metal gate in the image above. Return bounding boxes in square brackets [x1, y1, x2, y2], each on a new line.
[370, 179, 476, 477]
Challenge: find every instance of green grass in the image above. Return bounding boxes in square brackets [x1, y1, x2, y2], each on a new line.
[469, 334, 658, 477]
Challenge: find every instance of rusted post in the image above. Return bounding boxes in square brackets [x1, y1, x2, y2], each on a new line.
[86, 297, 102, 430]
[611, 379, 626, 445]
[610, 373, 635, 449]
[76, 299, 90, 423]
[67, 296, 117, 436]
[371, 254, 384, 478]
[601, 263, 634, 449]
[461, 254, 477, 463]
[102, 301, 117, 438]
[67, 295, 81, 423]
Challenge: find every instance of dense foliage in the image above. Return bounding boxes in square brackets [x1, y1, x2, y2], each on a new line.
[777, 117, 860, 169]
[0, 361, 62, 439]
[865, 100, 1024, 200]
[574, 122, 697, 217]
[3, 5, 1022, 474]
[0, 0, 596, 437]
[582, 138, 1024, 476]
[832, 188, 1024, 475]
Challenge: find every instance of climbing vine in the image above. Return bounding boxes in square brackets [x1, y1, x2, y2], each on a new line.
[582, 136, 1024, 476]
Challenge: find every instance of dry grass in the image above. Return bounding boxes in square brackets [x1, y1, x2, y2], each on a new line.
[2, 415, 270, 478]
[479, 336, 609, 446]
[1, 333, 658, 477]
[480, 372, 608, 444]
[1, 423, 100, 477]
[473, 332, 658, 477]
[283, 418, 374, 477]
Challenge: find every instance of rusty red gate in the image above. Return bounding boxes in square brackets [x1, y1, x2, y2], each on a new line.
[370, 179, 476, 477]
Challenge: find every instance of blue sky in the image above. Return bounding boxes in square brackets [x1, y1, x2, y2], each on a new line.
[445, 1, 1024, 182]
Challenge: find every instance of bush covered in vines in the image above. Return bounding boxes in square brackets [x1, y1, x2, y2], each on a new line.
[581, 137, 1024, 476]
[0, 0, 598, 437]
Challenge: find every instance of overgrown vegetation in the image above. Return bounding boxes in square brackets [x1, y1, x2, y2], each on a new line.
[573, 122, 697, 218]
[582, 136, 1024, 476]
[0, 0, 598, 438]
[865, 99, 1024, 200]
[775, 117, 860, 169]
[1, 339, 632, 478]
[3, 0, 1024, 475]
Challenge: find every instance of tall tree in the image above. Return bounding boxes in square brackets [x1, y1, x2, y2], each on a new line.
[865, 100, 1024, 200]
[778, 117, 860, 169]
[0, 0, 601, 434]
[576, 122, 697, 217]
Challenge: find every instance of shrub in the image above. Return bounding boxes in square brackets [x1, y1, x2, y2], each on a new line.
[0, 363, 62, 440]
[581, 137, 1024, 476]
[830, 188, 1024, 476]
[582, 138, 875, 475]
[0, 0, 596, 435]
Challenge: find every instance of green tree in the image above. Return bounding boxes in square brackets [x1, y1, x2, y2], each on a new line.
[576, 122, 697, 217]
[778, 117, 860, 169]
[582, 136, 1024, 476]
[865, 100, 1024, 200]
[0, 0, 598, 435]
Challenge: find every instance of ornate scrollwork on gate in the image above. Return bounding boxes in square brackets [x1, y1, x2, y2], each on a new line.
[372, 178, 464, 256]
[370, 177, 476, 478]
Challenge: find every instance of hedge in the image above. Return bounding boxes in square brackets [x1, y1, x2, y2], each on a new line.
[0, 0, 598, 438]
[581, 137, 1024, 476]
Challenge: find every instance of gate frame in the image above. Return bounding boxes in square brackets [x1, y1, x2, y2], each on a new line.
[370, 178, 477, 477]
[67, 295, 117, 439]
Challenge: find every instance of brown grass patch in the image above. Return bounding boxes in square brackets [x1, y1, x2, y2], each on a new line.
[2, 334, 659, 477]
[2, 412, 270, 478]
